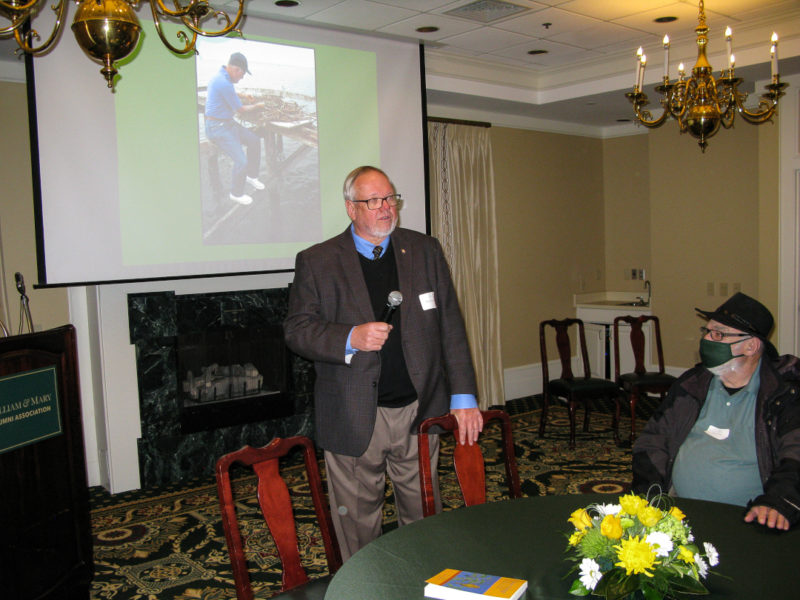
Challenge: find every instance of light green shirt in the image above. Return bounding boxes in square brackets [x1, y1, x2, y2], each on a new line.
[671, 362, 763, 506]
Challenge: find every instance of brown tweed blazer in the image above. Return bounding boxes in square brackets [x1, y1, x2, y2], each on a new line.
[284, 226, 477, 457]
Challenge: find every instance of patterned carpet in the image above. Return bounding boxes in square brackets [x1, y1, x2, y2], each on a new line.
[89, 396, 657, 599]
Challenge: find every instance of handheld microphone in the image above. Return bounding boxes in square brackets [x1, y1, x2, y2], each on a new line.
[379, 290, 403, 324]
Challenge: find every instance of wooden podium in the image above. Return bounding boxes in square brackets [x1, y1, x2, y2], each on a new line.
[0, 325, 92, 599]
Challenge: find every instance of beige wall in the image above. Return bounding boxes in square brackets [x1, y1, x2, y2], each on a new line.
[492, 120, 779, 372]
[492, 127, 605, 367]
[648, 124, 762, 368]
[0, 81, 69, 334]
[602, 134, 651, 293]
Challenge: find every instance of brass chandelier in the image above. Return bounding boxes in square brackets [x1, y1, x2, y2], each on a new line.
[625, 0, 787, 152]
[0, 0, 245, 89]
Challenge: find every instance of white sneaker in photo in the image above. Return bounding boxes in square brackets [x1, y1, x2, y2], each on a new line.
[229, 192, 253, 205]
[246, 176, 265, 190]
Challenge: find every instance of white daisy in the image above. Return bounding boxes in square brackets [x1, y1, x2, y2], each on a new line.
[579, 558, 602, 591]
[694, 554, 709, 578]
[645, 531, 674, 557]
[595, 503, 622, 516]
[703, 542, 719, 566]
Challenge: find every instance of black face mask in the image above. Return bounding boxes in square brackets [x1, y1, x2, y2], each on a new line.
[699, 338, 747, 369]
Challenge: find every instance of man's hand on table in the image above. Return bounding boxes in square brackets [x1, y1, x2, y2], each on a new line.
[744, 505, 790, 530]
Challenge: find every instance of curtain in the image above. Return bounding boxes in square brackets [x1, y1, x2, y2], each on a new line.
[427, 122, 504, 409]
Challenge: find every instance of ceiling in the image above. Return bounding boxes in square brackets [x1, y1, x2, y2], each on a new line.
[236, 0, 800, 135]
[3, 0, 800, 135]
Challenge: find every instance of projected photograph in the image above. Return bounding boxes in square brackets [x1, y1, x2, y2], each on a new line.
[196, 37, 321, 246]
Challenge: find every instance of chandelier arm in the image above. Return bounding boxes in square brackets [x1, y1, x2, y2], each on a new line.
[737, 103, 777, 125]
[0, 0, 44, 14]
[149, 0, 244, 33]
[180, 8, 242, 37]
[148, 3, 197, 54]
[149, 0, 195, 18]
[633, 105, 671, 128]
[0, 19, 23, 35]
[10, 0, 66, 55]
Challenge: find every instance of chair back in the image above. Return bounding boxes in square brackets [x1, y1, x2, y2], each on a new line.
[215, 436, 341, 599]
[613, 315, 666, 381]
[417, 410, 521, 518]
[540, 318, 592, 384]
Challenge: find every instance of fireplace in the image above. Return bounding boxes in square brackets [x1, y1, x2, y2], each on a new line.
[177, 326, 292, 434]
[128, 287, 314, 487]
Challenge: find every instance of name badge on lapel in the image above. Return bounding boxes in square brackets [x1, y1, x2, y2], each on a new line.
[419, 292, 436, 311]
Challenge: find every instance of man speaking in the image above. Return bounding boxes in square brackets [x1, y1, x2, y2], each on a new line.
[284, 165, 482, 559]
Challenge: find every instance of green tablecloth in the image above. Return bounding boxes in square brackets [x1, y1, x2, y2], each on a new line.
[325, 494, 798, 599]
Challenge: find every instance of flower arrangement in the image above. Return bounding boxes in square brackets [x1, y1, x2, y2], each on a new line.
[564, 493, 720, 600]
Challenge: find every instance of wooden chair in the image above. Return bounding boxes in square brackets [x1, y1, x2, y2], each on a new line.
[417, 409, 522, 517]
[215, 436, 342, 600]
[613, 315, 676, 444]
[539, 318, 621, 448]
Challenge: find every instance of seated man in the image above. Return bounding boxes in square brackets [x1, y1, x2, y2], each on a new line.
[632, 292, 800, 530]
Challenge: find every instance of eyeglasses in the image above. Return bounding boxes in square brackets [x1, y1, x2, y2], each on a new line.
[699, 326, 752, 342]
[350, 193, 402, 210]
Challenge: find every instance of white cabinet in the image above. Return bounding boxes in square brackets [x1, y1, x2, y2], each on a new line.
[577, 306, 652, 379]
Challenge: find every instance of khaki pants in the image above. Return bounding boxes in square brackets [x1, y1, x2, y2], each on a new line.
[324, 401, 441, 561]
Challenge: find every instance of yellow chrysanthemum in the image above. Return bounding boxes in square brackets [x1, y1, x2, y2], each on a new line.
[678, 545, 695, 564]
[669, 506, 686, 521]
[569, 508, 593, 530]
[638, 505, 663, 527]
[619, 493, 647, 517]
[600, 514, 624, 540]
[614, 535, 659, 577]
[568, 530, 586, 546]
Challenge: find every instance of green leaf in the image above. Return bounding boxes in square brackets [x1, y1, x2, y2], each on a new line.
[667, 574, 709, 595]
[569, 579, 591, 596]
[594, 569, 640, 600]
[642, 586, 665, 600]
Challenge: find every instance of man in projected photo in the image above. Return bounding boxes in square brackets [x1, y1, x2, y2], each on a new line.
[284, 166, 483, 560]
[204, 52, 266, 206]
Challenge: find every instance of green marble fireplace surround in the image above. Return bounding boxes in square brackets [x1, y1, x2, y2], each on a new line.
[127, 287, 313, 487]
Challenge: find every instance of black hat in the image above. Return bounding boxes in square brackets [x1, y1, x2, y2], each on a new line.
[228, 52, 251, 74]
[696, 292, 777, 358]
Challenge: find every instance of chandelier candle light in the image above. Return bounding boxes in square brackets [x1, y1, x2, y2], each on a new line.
[0, 0, 245, 89]
[625, 0, 788, 152]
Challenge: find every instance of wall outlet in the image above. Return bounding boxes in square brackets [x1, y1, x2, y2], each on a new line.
[630, 268, 637, 280]
[732, 282, 741, 293]
[707, 282, 715, 296]
[719, 282, 729, 296]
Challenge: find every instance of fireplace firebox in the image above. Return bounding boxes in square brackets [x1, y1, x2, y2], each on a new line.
[177, 326, 293, 434]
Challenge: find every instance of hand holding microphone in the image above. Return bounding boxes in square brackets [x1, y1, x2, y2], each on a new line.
[351, 291, 403, 351]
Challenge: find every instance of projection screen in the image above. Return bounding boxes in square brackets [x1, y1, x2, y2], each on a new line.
[30, 12, 427, 286]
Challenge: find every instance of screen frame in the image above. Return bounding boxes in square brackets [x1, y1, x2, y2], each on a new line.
[28, 17, 431, 288]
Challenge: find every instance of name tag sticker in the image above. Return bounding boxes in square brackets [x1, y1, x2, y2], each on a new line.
[419, 292, 436, 311]
[705, 425, 730, 440]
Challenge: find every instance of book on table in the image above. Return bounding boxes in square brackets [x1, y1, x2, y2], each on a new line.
[424, 568, 528, 600]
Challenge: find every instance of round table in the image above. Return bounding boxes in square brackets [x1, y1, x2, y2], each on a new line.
[324, 494, 797, 599]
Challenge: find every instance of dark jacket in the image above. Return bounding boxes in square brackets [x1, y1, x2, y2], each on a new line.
[632, 355, 800, 525]
[284, 226, 477, 457]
